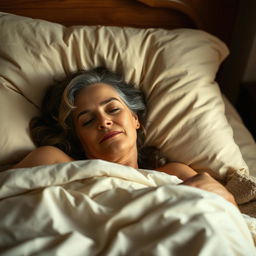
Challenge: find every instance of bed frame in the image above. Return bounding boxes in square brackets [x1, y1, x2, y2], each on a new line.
[0, 0, 240, 101]
[0, 0, 239, 44]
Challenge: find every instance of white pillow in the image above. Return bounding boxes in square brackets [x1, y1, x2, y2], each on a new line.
[223, 95, 256, 177]
[0, 12, 249, 178]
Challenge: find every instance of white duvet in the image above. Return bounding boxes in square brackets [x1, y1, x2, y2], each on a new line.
[0, 160, 255, 256]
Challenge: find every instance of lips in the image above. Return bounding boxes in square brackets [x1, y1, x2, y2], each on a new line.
[100, 131, 123, 144]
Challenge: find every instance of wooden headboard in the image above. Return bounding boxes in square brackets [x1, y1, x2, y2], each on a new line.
[0, 0, 240, 102]
[0, 0, 239, 46]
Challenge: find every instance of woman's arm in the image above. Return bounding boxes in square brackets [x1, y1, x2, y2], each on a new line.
[12, 146, 74, 169]
[156, 162, 197, 180]
[181, 172, 237, 206]
[157, 162, 237, 207]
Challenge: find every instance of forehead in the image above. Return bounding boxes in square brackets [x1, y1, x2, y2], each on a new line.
[74, 83, 122, 106]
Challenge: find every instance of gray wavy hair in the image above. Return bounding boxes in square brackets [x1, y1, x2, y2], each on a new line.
[30, 67, 152, 165]
[59, 67, 147, 131]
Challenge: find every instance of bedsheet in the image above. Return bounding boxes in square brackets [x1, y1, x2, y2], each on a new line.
[0, 160, 255, 255]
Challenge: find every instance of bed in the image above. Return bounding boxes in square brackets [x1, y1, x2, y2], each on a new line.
[0, 0, 256, 255]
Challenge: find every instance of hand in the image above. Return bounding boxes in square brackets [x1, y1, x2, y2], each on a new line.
[181, 172, 237, 207]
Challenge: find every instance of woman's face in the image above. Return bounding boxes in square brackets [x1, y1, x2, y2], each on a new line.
[72, 83, 140, 167]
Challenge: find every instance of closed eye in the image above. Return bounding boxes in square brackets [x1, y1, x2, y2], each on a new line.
[82, 118, 94, 126]
[109, 108, 120, 113]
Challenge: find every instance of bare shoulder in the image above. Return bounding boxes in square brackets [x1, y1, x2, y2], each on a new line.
[12, 146, 74, 169]
[157, 162, 193, 171]
[33, 145, 70, 156]
[157, 162, 197, 180]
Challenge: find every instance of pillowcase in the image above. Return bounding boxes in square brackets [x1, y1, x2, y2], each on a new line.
[223, 95, 256, 177]
[0, 12, 250, 178]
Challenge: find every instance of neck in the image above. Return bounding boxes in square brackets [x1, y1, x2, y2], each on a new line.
[107, 151, 138, 169]
[85, 145, 139, 169]
[117, 157, 138, 169]
[92, 150, 138, 169]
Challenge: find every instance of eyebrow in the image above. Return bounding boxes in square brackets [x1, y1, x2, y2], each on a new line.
[76, 97, 119, 120]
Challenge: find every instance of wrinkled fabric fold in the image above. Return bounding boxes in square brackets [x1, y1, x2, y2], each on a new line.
[0, 160, 255, 255]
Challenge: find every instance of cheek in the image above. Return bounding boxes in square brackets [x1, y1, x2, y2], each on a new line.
[74, 124, 93, 146]
[77, 129, 95, 145]
[129, 113, 139, 130]
[77, 131, 98, 157]
[124, 116, 138, 137]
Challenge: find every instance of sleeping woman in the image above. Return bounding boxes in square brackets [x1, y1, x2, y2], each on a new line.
[13, 67, 237, 206]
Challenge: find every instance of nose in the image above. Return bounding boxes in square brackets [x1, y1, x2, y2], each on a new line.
[97, 114, 113, 130]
